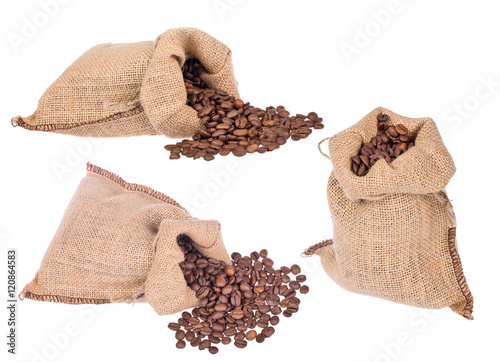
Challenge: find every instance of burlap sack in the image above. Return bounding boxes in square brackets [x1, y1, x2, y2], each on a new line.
[20, 163, 231, 316]
[11, 27, 239, 139]
[304, 107, 474, 319]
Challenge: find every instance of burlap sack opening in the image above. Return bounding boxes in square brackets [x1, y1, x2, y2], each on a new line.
[11, 27, 239, 139]
[305, 107, 474, 319]
[20, 163, 231, 316]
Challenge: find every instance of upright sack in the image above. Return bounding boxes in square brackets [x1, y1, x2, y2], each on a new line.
[20, 163, 231, 316]
[305, 107, 473, 319]
[12, 27, 239, 139]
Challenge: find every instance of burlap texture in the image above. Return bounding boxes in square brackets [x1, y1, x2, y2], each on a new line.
[308, 107, 473, 319]
[12, 27, 239, 139]
[20, 163, 231, 316]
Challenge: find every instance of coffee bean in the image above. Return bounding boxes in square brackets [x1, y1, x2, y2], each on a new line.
[233, 99, 244, 109]
[281, 266, 291, 274]
[175, 330, 186, 340]
[232, 146, 247, 157]
[221, 337, 231, 345]
[214, 303, 227, 312]
[270, 316, 280, 325]
[387, 125, 399, 138]
[262, 327, 275, 338]
[224, 266, 235, 276]
[208, 346, 219, 354]
[377, 113, 389, 122]
[290, 264, 301, 275]
[199, 340, 211, 350]
[168, 322, 180, 331]
[253, 285, 264, 294]
[262, 258, 274, 267]
[221, 285, 233, 295]
[234, 340, 248, 348]
[246, 330, 257, 341]
[300, 285, 310, 294]
[296, 275, 307, 283]
[176, 340, 186, 349]
[165, 58, 323, 160]
[191, 337, 201, 347]
[256, 334, 266, 343]
[289, 281, 301, 290]
[215, 277, 227, 287]
[231, 309, 245, 319]
[395, 124, 408, 135]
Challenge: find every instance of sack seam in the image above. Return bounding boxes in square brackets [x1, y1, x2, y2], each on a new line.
[11, 104, 144, 131]
[302, 239, 333, 256]
[19, 291, 110, 305]
[447, 227, 474, 320]
[86, 163, 187, 211]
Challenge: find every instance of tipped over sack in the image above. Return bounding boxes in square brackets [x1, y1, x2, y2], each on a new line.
[20, 163, 231, 316]
[305, 107, 474, 319]
[12, 27, 239, 139]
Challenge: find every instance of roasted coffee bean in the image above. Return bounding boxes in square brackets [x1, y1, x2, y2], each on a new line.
[246, 330, 257, 341]
[296, 275, 307, 283]
[234, 340, 248, 348]
[262, 327, 275, 338]
[175, 330, 186, 340]
[300, 285, 310, 294]
[224, 266, 235, 276]
[170, 235, 307, 354]
[165, 58, 323, 160]
[168, 322, 181, 331]
[215, 277, 227, 287]
[256, 334, 266, 343]
[191, 337, 202, 347]
[352, 114, 415, 175]
[176, 340, 186, 349]
[199, 339, 211, 350]
[387, 125, 399, 138]
[290, 264, 301, 275]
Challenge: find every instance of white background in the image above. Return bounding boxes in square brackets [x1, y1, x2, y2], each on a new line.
[1, 1, 499, 361]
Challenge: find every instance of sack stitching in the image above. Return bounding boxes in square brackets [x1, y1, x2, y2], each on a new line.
[447, 227, 474, 320]
[11, 104, 144, 131]
[86, 162, 187, 211]
[18, 290, 110, 305]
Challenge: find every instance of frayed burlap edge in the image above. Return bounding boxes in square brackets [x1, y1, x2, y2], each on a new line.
[19, 291, 110, 305]
[302, 239, 333, 257]
[86, 162, 186, 211]
[447, 227, 474, 320]
[11, 105, 144, 132]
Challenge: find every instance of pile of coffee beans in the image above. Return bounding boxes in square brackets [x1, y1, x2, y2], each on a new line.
[351, 113, 415, 176]
[168, 235, 309, 354]
[164, 58, 323, 160]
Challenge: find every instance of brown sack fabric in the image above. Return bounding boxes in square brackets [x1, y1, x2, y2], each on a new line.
[20, 163, 231, 316]
[11, 27, 239, 139]
[304, 107, 474, 319]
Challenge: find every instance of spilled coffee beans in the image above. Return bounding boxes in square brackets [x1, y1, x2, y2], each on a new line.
[168, 234, 309, 353]
[164, 58, 323, 160]
[351, 113, 415, 176]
